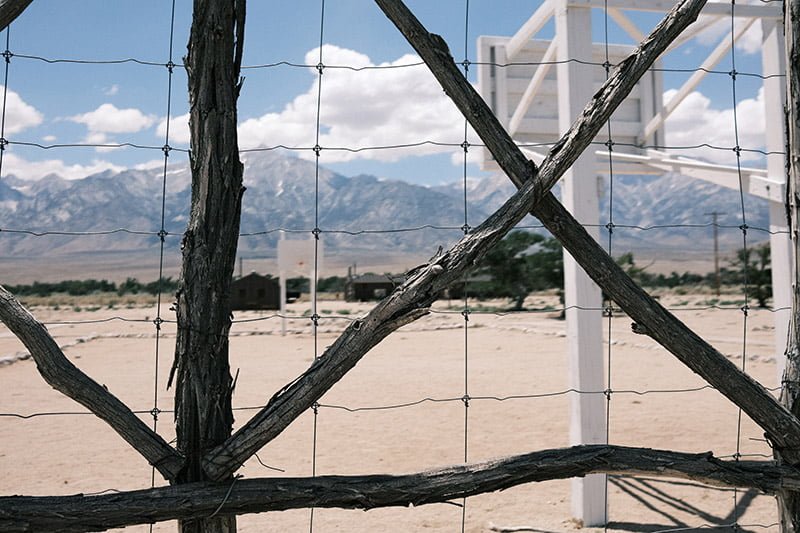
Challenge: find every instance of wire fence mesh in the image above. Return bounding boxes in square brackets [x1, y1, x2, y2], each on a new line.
[0, 1, 791, 532]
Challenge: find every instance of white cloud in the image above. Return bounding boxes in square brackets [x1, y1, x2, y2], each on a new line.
[70, 103, 155, 134]
[0, 86, 43, 134]
[663, 87, 766, 164]
[134, 159, 166, 171]
[1, 153, 125, 181]
[156, 112, 190, 144]
[42, 134, 56, 143]
[237, 45, 469, 163]
[103, 84, 120, 96]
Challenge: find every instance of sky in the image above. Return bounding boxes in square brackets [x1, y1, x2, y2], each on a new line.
[0, 0, 781, 186]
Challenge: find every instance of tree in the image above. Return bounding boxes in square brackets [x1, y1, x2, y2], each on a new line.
[477, 230, 563, 310]
[728, 243, 772, 308]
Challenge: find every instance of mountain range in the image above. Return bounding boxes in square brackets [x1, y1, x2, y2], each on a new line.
[0, 151, 770, 270]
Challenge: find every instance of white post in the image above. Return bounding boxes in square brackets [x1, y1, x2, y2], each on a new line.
[279, 232, 287, 336]
[762, 17, 792, 385]
[556, 0, 606, 525]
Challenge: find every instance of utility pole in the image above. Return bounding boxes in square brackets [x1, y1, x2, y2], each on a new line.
[705, 211, 724, 297]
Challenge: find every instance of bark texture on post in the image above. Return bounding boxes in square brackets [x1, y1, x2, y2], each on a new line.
[4, 445, 800, 532]
[0, 0, 33, 30]
[169, 0, 245, 531]
[779, 1, 800, 530]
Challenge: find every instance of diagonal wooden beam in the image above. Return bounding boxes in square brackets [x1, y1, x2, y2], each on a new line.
[201, 0, 726, 482]
[0, 286, 184, 481]
[0, 0, 32, 30]
[3, 445, 798, 532]
[375, 0, 800, 456]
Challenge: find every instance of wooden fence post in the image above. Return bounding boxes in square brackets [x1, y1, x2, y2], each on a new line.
[779, 1, 800, 531]
[169, 0, 245, 531]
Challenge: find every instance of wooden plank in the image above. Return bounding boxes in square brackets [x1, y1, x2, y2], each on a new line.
[568, 0, 782, 19]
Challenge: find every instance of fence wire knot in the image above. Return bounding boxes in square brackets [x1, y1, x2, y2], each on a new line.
[605, 222, 615, 233]
[149, 407, 161, 420]
[310, 313, 320, 326]
[461, 394, 470, 407]
[461, 308, 470, 321]
[157, 229, 168, 242]
[316, 62, 325, 75]
[312, 401, 320, 415]
[162, 144, 171, 156]
[2, 49, 11, 63]
[603, 388, 613, 400]
[461, 223, 471, 234]
[313, 144, 322, 156]
[729, 69, 738, 80]
[153, 316, 164, 330]
[312, 227, 321, 239]
[740, 304, 749, 317]
[165, 60, 175, 73]
[461, 140, 470, 152]
[0, 137, 7, 150]
[460, 59, 470, 71]
[605, 139, 614, 150]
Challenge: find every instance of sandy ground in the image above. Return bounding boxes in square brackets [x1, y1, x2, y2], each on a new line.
[0, 293, 785, 532]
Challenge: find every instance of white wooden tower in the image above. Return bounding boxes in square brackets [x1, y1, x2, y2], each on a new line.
[477, 0, 788, 526]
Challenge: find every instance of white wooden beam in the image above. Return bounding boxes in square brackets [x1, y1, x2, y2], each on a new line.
[607, 8, 645, 43]
[638, 150, 782, 203]
[509, 40, 557, 136]
[761, 17, 792, 384]
[556, 0, 606, 525]
[665, 14, 725, 53]
[567, 0, 781, 19]
[506, 0, 555, 61]
[639, 17, 755, 143]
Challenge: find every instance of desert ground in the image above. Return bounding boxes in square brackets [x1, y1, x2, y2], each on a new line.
[0, 291, 784, 532]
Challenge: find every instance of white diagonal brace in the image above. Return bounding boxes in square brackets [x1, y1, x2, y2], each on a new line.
[640, 16, 755, 142]
[506, 0, 555, 61]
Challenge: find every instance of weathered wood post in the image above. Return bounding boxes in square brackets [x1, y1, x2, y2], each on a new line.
[779, 1, 800, 530]
[169, 0, 245, 531]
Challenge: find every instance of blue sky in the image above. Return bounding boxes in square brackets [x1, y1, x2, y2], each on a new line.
[0, 0, 776, 186]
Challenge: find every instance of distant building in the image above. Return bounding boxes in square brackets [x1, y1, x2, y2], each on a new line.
[231, 272, 280, 310]
[345, 273, 397, 302]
